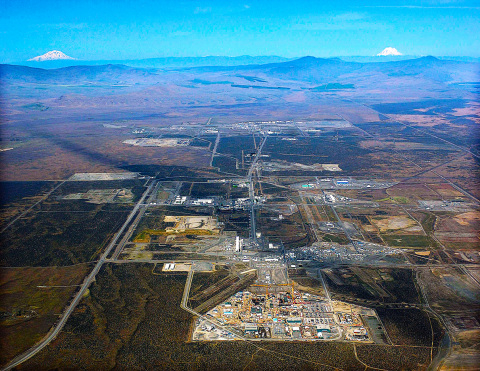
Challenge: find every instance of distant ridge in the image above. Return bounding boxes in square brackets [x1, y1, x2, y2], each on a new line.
[19, 55, 291, 69]
[12, 54, 479, 69]
[3, 55, 475, 87]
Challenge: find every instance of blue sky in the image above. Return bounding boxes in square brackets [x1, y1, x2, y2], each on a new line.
[1, 0, 479, 62]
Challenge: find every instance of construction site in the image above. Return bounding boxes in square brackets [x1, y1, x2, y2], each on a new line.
[192, 284, 382, 343]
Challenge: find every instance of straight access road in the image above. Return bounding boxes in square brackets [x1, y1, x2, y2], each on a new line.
[248, 135, 268, 242]
[2, 178, 155, 371]
[1, 180, 66, 234]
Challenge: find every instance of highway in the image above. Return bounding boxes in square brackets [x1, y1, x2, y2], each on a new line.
[110, 179, 156, 261]
[2, 178, 156, 371]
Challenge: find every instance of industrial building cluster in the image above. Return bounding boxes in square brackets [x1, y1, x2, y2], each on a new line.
[293, 178, 394, 190]
[166, 195, 258, 211]
[291, 241, 402, 264]
[195, 290, 373, 341]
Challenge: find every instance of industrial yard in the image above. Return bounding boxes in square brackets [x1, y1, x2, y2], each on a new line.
[192, 288, 381, 342]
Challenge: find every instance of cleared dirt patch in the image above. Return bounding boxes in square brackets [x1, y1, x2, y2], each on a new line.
[371, 216, 417, 232]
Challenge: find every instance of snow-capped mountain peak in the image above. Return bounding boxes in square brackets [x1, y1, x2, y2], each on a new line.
[377, 47, 403, 56]
[28, 50, 75, 61]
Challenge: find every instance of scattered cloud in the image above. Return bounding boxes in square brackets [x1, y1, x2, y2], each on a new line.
[170, 30, 192, 37]
[331, 12, 367, 22]
[194, 6, 212, 14]
[363, 0, 480, 7]
[39, 23, 88, 30]
[289, 12, 383, 31]
[362, 5, 480, 9]
[244, 4, 250, 9]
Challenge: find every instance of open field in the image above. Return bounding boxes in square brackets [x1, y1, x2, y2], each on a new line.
[434, 211, 480, 250]
[417, 267, 480, 312]
[322, 267, 422, 305]
[0, 185, 136, 266]
[440, 330, 480, 370]
[0, 264, 92, 367]
[0, 181, 59, 230]
[257, 204, 315, 249]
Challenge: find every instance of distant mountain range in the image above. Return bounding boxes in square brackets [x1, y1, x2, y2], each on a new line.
[12, 54, 480, 70]
[2, 55, 478, 123]
[16, 55, 293, 69]
[1, 56, 478, 91]
[173, 56, 479, 85]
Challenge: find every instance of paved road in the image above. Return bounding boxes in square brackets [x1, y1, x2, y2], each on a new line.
[179, 270, 247, 340]
[210, 130, 221, 167]
[248, 135, 268, 242]
[317, 269, 331, 302]
[1, 180, 66, 234]
[2, 179, 155, 371]
[321, 190, 359, 251]
[181, 270, 194, 310]
[110, 180, 157, 260]
[110, 206, 146, 259]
